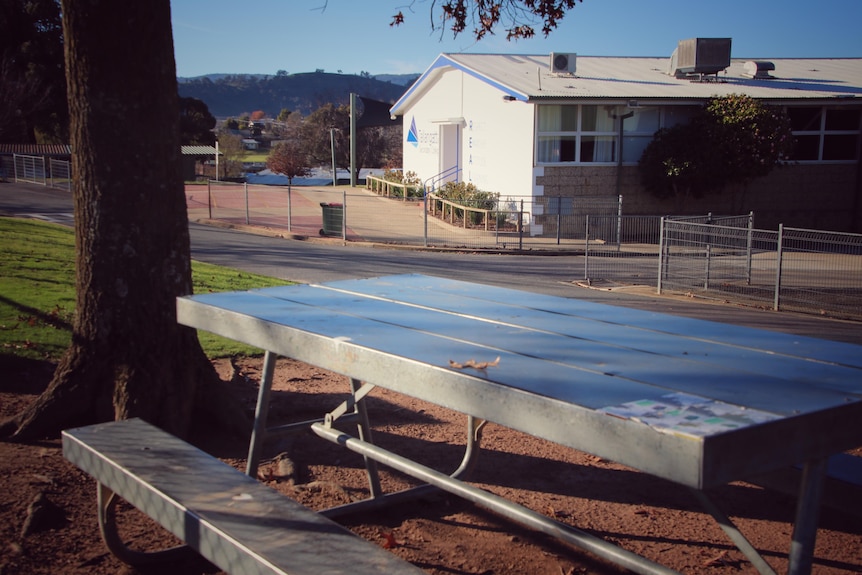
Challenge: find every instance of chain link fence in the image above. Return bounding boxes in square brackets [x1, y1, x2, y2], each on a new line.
[583, 216, 662, 285]
[658, 219, 862, 320]
[193, 182, 862, 320]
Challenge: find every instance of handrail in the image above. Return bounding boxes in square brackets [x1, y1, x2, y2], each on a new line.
[427, 192, 497, 232]
[365, 175, 420, 200]
[423, 166, 461, 196]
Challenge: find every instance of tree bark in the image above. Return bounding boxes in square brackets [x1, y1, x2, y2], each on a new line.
[2, 0, 237, 440]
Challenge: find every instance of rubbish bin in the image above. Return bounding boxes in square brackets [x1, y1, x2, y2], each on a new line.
[319, 202, 344, 236]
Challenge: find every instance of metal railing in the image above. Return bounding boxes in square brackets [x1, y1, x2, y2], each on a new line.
[14, 154, 47, 185]
[9, 154, 71, 191]
[49, 159, 72, 191]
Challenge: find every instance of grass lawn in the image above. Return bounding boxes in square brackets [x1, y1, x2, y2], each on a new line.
[0, 216, 288, 361]
[241, 150, 270, 163]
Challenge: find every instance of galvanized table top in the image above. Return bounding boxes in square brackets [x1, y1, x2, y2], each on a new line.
[177, 274, 862, 489]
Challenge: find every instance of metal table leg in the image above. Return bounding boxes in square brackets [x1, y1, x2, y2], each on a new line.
[246, 350, 277, 477]
[788, 457, 827, 575]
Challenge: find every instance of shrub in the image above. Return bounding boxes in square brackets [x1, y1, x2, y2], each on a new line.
[435, 181, 499, 225]
[381, 169, 423, 198]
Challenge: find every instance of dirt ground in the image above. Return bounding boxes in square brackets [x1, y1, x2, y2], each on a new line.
[1, 354, 861, 575]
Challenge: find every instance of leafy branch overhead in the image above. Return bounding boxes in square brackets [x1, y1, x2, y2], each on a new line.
[390, 0, 583, 40]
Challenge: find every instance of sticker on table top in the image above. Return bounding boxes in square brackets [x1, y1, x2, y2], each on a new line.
[599, 392, 779, 437]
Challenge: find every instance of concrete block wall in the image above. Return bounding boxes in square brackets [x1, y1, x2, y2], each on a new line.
[536, 164, 860, 232]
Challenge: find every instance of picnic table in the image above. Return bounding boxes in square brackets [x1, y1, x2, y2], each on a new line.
[175, 273, 862, 575]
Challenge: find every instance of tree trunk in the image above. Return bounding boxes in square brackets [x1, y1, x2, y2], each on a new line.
[2, 0, 238, 440]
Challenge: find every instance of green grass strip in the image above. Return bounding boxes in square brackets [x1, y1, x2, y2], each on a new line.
[0, 216, 288, 361]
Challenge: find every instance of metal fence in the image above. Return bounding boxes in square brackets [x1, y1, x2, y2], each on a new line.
[14, 154, 47, 185]
[49, 158, 72, 191]
[6, 154, 71, 191]
[196, 182, 625, 250]
[583, 216, 662, 285]
[658, 219, 862, 320]
[194, 182, 862, 320]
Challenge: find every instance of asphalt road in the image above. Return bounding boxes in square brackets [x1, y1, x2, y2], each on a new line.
[3, 182, 860, 343]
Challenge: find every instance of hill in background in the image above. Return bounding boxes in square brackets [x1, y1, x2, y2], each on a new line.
[177, 72, 417, 118]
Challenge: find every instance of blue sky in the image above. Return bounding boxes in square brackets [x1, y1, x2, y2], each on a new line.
[171, 0, 862, 78]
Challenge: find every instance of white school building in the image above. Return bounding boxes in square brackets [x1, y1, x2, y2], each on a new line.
[389, 39, 862, 232]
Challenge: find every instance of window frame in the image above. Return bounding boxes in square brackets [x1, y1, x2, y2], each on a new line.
[787, 106, 861, 164]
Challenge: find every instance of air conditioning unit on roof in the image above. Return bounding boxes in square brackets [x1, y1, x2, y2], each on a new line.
[550, 52, 577, 74]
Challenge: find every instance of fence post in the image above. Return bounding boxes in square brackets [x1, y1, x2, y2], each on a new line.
[745, 211, 754, 285]
[774, 223, 784, 311]
[616, 194, 623, 252]
[584, 215, 590, 280]
[555, 197, 562, 245]
[423, 193, 429, 248]
[519, 199, 524, 250]
[207, 180, 212, 220]
[657, 217, 666, 294]
[286, 185, 292, 232]
[244, 182, 250, 225]
[704, 243, 712, 290]
[341, 189, 347, 241]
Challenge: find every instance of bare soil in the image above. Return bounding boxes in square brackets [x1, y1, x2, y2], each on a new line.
[2, 355, 860, 575]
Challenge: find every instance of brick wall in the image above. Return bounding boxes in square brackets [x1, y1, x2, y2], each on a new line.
[536, 164, 861, 232]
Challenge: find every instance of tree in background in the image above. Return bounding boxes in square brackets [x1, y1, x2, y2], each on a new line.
[179, 96, 216, 145]
[267, 141, 311, 191]
[299, 103, 401, 180]
[1, 0, 239, 440]
[216, 132, 245, 179]
[639, 94, 793, 212]
[300, 103, 350, 169]
[0, 0, 68, 143]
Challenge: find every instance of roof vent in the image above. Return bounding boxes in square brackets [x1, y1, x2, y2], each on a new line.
[668, 38, 732, 79]
[550, 52, 577, 75]
[743, 60, 776, 79]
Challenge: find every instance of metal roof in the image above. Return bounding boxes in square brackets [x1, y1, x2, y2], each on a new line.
[0, 144, 72, 156]
[1, 144, 219, 156]
[391, 53, 862, 114]
[181, 145, 220, 156]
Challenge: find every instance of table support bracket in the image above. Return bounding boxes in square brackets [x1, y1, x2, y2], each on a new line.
[311, 423, 680, 575]
[689, 489, 777, 575]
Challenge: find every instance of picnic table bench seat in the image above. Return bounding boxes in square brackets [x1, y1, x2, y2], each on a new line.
[62, 418, 424, 575]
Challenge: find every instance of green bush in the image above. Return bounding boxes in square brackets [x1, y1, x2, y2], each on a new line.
[435, 182, 499, 225]
[382, 169, 422, 198]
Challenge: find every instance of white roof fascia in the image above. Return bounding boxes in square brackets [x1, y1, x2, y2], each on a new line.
[389, 54, 529, 117]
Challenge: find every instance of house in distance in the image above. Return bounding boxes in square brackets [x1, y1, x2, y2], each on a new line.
[390, 39, 862, 233]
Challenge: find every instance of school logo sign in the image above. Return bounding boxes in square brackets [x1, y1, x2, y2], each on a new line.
[406, 117, 419, 147]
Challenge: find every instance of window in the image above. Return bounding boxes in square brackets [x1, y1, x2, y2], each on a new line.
[788, 107, 860, 162]
[536, 105, 679, 165]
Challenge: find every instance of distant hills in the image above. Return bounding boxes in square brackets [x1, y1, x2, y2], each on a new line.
[177, 72, 419, 118]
